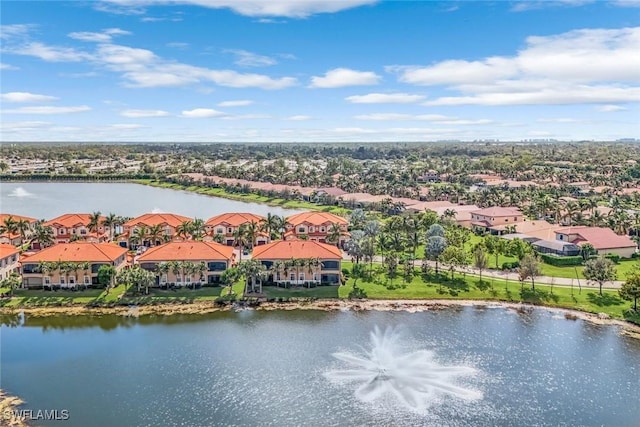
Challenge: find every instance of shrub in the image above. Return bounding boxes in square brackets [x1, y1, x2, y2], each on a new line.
[539, 253, 583, 266]
[604, 253, 621, 264]
[502, 261, 520, 270]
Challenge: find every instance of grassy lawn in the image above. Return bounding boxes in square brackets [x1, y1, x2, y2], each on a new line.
[337, 261, 638, 321]
[134, 179, 350, 216]
[120, 286, 224, 304]
[1, 288, 104, 307]
[262, 285, 340, 299]
[540, 258, 640, 280]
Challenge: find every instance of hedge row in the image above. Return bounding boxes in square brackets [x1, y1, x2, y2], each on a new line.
[539, 253, 584, 266]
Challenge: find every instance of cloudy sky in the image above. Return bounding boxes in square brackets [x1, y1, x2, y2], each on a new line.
[1, 0, 639, 143]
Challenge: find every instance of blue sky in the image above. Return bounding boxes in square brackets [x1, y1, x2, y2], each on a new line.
[1, 0, 639, 143]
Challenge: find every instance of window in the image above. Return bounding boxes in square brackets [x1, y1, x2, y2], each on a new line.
[227, 227, 233, 233]
[186, 275, 192, 283]
[320, 227, 325, 232]
[309, 226, 315, 232]
[161, 274, 168, 283]
[69, 276, 75, 284]
[22, 264, 40, 274]
[505, 219, 509, 222]
[44, 276, 51, 285]
[299, 273, 305, 281]
[60, 277, 65, 284]
[176, 275, 182, 283]
[60, 228, 66, 235]
[216, 228, 224, 234]
[208, 262, 227, 271]
[84, 275, 90, 284]
[298, 227, 305, 233]
[322, 261, 340, 270]
[80, 229, 87, 235]
[290, 273, 295, 281]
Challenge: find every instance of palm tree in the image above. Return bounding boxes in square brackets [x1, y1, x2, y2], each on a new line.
[233, 225, 249, 261]
[269, 260, 285, 286]
[155, 262, 170, 289]
[130, 225, 148, 248]
[2, 216, 18, 238]
[39, 261, 56, 289]
[190, 218, 206, 241]
[175, 221, 192, 241]
[273, 215, 290, 240]
[15, 219, 31, 245]
[78, 261, 90, 289]
[169, 260, 182, 287]
[102, 212, 118, 241]
[244, 220, 260, 249]
[88, 211, 102, 240]
[326, 223, 343, 247]
[237, 259, 267, 294]
[260, 213, 280, 242]
[147, 224, 164, 247]
[195, 261, 207, 286]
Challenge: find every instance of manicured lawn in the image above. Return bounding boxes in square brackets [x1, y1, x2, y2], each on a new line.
[121, 286, 224, 304]
[262, 285, 339, 299]
[539, 258, 640, 280]
[135, 179, 350, 215]
[1, 288, 104, 307]
[338, 261, 637, 321]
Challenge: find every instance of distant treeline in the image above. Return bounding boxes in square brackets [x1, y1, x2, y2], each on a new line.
[0, 173, 156, 181]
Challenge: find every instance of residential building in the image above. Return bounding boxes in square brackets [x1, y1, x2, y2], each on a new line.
[532, 240, 581, 257]
[470, 207, 524, 234]
[0, 244, 20, 280]
[205, 213, 266, 246]
[121, 213, 193, 247]
[252, 240, 343, 285]
[285, 211, 349, 246]
[136, 241, 234, 286]
[21, 243, 128, 288]
[0, 214, 37, 246]
[555, 226, 637, 258]
[43, 213, 108, 244]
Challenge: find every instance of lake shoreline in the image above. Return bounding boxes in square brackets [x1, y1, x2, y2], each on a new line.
[2, 299, 639, 337]
[0, 389, 28, 427]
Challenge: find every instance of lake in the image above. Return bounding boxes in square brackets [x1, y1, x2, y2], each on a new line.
[2, 307, 639, 426]
[0, 182, 304, 220]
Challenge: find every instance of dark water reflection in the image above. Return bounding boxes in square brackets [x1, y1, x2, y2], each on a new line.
[2, 307, 639, 426]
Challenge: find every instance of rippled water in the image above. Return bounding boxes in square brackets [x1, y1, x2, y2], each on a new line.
[2, 307, 639, 426]
[0, 182, 303, 219]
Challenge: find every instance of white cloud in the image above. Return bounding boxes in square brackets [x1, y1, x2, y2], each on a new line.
[597, 104, 627, 112]
[99, 0, 379, 18]
[180, 108, 226, 118]
[613, 0, 640, 6]
[217, 100, 254, 107]
[345, 93, 425, 104]
[120, 109, 170, 117]
[0, 63, 19, 70]
[166, 42, 189, 49]
[310, 68, 381, 88]
[221, 114, 271, 120]
[10, 42, 93, 62]
[354, 113, 492, 125]
[1, 92, 58, 103]
[0, 24, 34, 39]
[286, 115, 312, 121]
[225, 49, 276, 67]
[536, 118, 582, 123]
[392, 27, 640, 106]
[1, 121, 52, 131]
[2, 105, 91, 114]
[109, 123, 146, 129]
[511, 0, 594, 12]
[68, 28, 131, 43]
[6, 38, 297, 89]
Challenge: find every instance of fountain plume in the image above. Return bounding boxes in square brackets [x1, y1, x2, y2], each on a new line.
[325, 326, 482, 413]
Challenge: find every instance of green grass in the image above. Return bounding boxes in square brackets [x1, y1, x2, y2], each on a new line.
[120, 286, 224, 304]
[336, 261, 637, 321]
[1, 288, 104, 307]
[134, 179, 350, 216]
[539, 258, 640, 280]
[262, 285, 339, 299]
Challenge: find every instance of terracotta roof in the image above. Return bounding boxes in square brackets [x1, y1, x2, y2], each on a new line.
[491, 220, 561, 241]
[556, 226, 636, 250]
[124, 213, 192, 228]
[0, 214, 38, 224]
[287, 211, 348, 226]
[252, 240, 342, 260]
[21, 243, 127, 263]
[316, 187, 348, 197]
[44, 213, 105, 228]
[0, 244, 19, 259]
[137, 241, 234, 262]
[205, 213, 264, 227]
[471, 207, 522, 217]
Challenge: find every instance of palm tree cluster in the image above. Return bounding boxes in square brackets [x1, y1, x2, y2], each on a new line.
[38, 260, 91, 289]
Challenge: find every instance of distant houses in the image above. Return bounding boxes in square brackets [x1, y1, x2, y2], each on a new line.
[44, 213, 108, 244]
[205, 213, 266, 246]
[121, 213, 193, 247]
[284, 211, 349, 246]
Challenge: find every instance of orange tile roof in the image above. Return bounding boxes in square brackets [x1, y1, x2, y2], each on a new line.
[0, 244, 19, 258]
[124, 213, 193, 228]
[44, 213, 105, 228]
[252, 240, 342, 260]
[205, 213, 265, 227]
[21, 243, 127, 263]
[286, 211, 348, 226]
[0, 214, 38, 223]
[136, 241, 234, 262]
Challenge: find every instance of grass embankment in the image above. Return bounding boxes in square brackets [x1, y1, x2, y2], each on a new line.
[133, 179, 350, 215]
